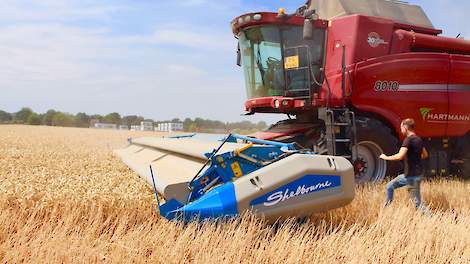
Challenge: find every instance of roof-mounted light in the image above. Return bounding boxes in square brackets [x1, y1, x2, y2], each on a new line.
[278, 8, 286, 16]
[244, 15, 251, 23]
[253, 14, 262, 21]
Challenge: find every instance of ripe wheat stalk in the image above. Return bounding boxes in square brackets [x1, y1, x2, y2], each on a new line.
[0, 125, 469, 263]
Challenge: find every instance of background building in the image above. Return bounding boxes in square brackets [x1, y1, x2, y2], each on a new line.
[140, 121, 154, 131]
[93, 123, 117, 129]
[156, 122, 183, 132]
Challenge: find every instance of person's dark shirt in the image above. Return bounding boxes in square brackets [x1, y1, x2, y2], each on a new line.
[402, 134, 424, 176]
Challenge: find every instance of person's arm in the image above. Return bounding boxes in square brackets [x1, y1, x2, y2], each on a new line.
[380, 147, 408, 161]
[421, 147, 429, 159]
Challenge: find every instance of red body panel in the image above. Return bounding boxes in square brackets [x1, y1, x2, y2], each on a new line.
[235, 12, 470, 139]
[449, 55, 470, 136]
[352, 53, 450, 138]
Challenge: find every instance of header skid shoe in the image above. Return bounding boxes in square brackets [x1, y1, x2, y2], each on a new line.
[115, 134, 355, 222]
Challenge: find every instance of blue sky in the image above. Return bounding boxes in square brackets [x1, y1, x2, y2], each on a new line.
[1, 0, 469, 123]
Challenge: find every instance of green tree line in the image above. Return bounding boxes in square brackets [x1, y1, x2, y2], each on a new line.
[0, 107, 150, 128]
[0, 108, 267, 132]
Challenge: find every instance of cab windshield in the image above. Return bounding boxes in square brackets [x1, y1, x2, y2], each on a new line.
[239, 25, 324, 99]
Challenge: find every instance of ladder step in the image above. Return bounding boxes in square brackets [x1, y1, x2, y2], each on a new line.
[326, 139, 351, 143]
[323, 108, 357, 158]
[325, 122, 350, 126]
[332, 122, 350, 126]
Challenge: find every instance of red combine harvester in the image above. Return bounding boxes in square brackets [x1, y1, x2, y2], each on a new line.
[232, 0, 470, 182]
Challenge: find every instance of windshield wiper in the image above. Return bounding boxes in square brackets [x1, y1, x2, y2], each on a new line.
[256, 46, 266, 86]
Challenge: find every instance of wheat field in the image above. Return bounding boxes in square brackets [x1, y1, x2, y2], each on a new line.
[0, 125, 469, 263]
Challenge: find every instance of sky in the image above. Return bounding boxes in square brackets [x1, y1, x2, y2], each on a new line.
[1, 0, 469, 123]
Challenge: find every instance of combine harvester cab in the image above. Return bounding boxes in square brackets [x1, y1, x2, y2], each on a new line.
[115, 135, 355, 222]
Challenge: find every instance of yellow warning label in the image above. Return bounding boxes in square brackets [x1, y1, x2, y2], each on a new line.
[230, 162, 243, 177]
[217, 156, 226, 168]
[284, 55, 299, 69]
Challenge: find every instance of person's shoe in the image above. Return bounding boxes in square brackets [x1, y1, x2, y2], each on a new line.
[384, 201, 392, 208]
[418, 205, 432, 218]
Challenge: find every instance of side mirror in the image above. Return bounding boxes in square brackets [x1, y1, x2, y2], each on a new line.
[303, 19, 313, 40]
[236, 43, 241, 66]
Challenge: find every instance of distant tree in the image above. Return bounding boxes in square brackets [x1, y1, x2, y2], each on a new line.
[122, 115, 136, 125]
[52, 112, 75, 127]
[122, 115, 145, 126]
[27, 113, 42, 125]
[183, 118, 193, 131]
[256, 121, 268, 129]
[14, 107, 33, 123]
[42, 109, 57, 126]
[194, 117, 204, 129]
[90, 114, 103, 122]
[51, 112, 65, 126]
[213, 120, 225, 129]
[188, 123, 197, 132]
[103, 112, 121, 124]
[75, 112, 90, 127]
[0, 110, 12, 123]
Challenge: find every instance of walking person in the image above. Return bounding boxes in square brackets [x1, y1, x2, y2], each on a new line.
[379, 118, 430, 215]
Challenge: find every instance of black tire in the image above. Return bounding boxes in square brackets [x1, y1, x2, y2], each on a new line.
[458, 136, 470, 180]
[462, 158, 470, 180]
[353, 117, 401, 183]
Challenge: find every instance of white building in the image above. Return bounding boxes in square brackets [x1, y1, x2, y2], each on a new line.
[156, 122, 184, 132]
[119, 125, 129, 130]
[130, 125, 140, 131]
[93, 123, 117, 129]
[140, 121, 154, 131]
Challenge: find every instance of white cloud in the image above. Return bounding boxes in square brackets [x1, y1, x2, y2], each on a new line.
[179, 0, 209, 7]
[0, 23, 241, 121]
[165, 64, 206, 76]
[0, 23, 123, 83]
[0, 0, 265, 122]
[151, 28, 235, 51]
[414, 0, 470, 38]
[0, 0, 128, 23]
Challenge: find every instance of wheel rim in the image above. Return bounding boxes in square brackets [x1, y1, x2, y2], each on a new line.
[354, 141, 387, 183]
